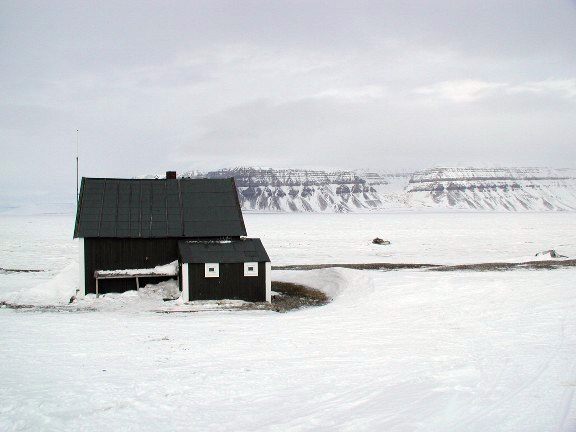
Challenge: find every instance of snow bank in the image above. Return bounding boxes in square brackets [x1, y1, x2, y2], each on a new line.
[80, 279, 181, 312]
[139, 279, 179, 299]
[6, 262, 78, 306]
[2, 262, 184, 308]
[1, 261, 183, 308]
[2, 256, 369, 311]
[273, 267, 374, 305]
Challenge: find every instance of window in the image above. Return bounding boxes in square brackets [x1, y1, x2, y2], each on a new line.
[244, 262, 258, 277]
[205, 263, 219, 278]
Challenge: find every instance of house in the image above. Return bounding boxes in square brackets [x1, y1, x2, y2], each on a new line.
[74, 172, 271, 302]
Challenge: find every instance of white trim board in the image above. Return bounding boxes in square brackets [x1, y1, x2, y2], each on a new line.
[181, 263, 189, 303]
[265, 262, 271, 303]
[78, 238, 85, 297]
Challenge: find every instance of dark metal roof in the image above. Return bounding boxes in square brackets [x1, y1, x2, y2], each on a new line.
[74, 177, 247, 238]
[178, 238, 270, 263]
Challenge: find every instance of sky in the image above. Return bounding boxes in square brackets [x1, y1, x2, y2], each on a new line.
[1, 0, 576, 205]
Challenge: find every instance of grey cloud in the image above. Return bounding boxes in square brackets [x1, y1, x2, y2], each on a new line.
[1, 0, 575, 205]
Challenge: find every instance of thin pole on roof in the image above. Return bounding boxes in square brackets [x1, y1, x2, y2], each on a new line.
[76, 129, 79, 202]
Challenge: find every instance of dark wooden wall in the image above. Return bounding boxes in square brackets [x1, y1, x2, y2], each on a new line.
[83, 238, 179, 294]
[187, 262, 266, 302]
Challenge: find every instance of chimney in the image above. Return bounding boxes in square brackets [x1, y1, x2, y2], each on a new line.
[166, 171, 177, 179]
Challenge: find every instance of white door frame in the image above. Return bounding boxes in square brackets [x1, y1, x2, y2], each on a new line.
[181, 263, 189, 303]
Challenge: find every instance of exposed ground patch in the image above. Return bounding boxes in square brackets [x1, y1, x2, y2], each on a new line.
[269, 281, 330, 312]
[274, 259, 576, 272]
[0, 268, 44, 274]
[431, 259, 576, 272]
[0, 301, 96, 312]
[169, 281, 331, 313]
[273, 263, 438, 271]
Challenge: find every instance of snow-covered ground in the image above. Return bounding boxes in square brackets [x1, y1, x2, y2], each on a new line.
[247, 212, 576, 266]
[2, 268, 575, 431]
[1, 212, 575, 430]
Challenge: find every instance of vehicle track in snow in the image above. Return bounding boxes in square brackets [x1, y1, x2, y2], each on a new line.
[443, 319, 566, 431]
[556, 321, 576, 432]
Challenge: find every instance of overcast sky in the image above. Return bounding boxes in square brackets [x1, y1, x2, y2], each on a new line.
[1, 0, 576, 205]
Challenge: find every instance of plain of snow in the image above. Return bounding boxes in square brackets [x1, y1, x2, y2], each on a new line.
[246, 212, 576, 266]
[1, 212, 576, 431]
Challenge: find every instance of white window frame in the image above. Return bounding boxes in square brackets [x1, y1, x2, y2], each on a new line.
[205, 263, 220, 278]
[244, 262, 258, 277]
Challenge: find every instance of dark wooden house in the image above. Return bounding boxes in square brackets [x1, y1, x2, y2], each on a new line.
[178, 238, 270, 302]
[74, 173, 271, 302]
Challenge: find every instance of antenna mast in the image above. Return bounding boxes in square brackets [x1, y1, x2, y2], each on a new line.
[76, 129, 79, 202]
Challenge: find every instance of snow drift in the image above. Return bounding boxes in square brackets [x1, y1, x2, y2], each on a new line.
[5, 262, 78, 306]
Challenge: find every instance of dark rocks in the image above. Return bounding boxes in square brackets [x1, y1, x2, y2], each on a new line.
[240, 187, 259, 198]
[351, 184, 363, 193]
[535, 249, 568, 259]
[372, 238, 391, 245]
[0, 268, 44, 274]
[301, 186, 315, 198]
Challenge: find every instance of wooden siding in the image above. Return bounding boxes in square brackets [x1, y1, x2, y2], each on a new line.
[188, 262, 266, 302]
[83, 238, 179, 294]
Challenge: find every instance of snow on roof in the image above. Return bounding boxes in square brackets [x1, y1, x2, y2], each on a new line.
[178, 238, 270, 263]
[185, 239, 233, 244]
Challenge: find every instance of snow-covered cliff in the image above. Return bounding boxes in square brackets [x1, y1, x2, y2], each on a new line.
[179, 168, 411, 212]
[176, 167, 576, 212]
[408, 167, 576, 211]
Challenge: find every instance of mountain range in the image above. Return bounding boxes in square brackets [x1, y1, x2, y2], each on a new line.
[172, 167, 576, 212]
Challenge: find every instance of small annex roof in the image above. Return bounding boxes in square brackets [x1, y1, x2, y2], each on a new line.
[178, 238, 270, 263]
[74, 177, 247, 238]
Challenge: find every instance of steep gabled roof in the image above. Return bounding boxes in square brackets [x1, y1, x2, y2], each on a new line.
[74, 177, 247, 238]
[178, 238, 270, 263]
